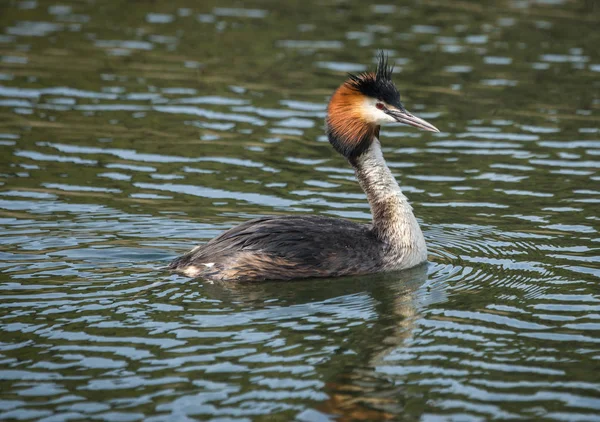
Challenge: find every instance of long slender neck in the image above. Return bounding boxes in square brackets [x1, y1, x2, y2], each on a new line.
[352, 138, 426, 254]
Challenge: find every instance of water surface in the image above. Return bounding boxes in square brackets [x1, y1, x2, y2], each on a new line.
[1, 0, 599, 420]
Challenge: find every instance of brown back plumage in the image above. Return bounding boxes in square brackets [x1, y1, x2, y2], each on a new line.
[169, 215, 384, 282]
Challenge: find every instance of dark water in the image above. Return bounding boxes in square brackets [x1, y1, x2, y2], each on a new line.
[1, 0, 599, 420]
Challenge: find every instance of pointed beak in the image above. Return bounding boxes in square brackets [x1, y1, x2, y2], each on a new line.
[386, 108, 440, 133]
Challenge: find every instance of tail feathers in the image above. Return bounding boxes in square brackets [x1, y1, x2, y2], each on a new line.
[168, 254, 187, 270]
[168, 253, 218, 279]
[168, 253, 199, 273]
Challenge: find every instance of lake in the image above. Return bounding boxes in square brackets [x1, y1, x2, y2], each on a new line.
[1, 0, 599, 420]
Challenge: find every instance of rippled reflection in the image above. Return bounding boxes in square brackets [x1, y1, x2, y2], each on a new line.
[1, 0, 599, 420]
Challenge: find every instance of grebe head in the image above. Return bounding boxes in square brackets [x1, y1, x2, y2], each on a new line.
[326, 53, 439, 159]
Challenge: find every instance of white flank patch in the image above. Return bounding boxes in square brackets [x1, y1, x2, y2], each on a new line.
[182, 266, 201, 278]
[203, 262, 215, 268]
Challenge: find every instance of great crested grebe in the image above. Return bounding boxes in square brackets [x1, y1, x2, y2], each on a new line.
[169, 53, 439, 282]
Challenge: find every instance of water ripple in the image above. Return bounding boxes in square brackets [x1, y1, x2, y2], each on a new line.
[1, 0, 599, 420]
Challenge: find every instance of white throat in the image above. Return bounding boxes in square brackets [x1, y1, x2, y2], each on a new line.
[354, 139, 427, 268]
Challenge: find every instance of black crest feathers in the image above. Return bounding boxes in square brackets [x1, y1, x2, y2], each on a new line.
[375, 52, 394, 83]
[346, 52, 402, 110]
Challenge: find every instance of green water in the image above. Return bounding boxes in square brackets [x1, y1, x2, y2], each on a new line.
[1, 0, 599, 420]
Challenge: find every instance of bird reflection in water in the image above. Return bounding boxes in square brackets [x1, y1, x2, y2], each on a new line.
[200, 263, 447, 420]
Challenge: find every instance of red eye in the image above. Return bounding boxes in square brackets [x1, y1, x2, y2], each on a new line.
[376, 103, 385, 110]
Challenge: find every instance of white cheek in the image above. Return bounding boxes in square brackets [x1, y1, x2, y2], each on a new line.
[362, 98, 396, 125]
